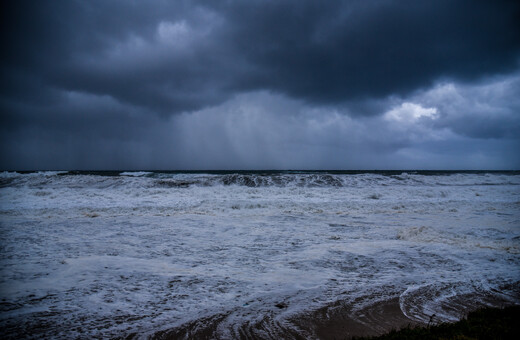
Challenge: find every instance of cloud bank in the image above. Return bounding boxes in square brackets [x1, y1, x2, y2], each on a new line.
[1, 0, 519, 169]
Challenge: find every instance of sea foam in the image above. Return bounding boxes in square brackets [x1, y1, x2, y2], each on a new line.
[0, 171, 518, 338]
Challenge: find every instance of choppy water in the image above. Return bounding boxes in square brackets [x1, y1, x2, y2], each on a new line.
[0, 171, 519, 338]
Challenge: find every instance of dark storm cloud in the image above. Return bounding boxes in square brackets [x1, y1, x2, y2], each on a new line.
[2, 0, 520, 114]
[220, 0, 520, 103]
[1, 0, 520, 170]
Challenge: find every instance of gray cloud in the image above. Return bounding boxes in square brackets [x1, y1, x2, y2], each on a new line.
[3, 0, 519, 113]
[219, 0, 520, 103]
[1, 0, 519, 169]
[415, 75, 520, 139]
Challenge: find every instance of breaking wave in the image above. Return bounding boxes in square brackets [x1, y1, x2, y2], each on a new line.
[2, 170, 518, 189]
[1, 170, 519, 338]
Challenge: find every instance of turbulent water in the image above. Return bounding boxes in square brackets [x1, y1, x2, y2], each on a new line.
[0, 171, 519, 338]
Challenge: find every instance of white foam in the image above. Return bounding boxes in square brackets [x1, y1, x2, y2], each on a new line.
[119, 171, 153, 177]
[0, 172, 519, 338]
[0, 171, 21, 178]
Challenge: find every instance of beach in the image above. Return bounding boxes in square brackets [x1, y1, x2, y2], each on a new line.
[151, 291, 518, 339]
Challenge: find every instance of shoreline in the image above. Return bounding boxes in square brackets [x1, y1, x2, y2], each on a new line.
[150, 292, 518, 339]
[355, 305, 520, 340]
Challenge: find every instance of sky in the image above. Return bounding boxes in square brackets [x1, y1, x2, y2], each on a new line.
[1, 0, 519, 170]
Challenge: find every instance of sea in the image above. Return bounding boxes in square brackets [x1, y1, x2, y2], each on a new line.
[0, 170, 519, 338]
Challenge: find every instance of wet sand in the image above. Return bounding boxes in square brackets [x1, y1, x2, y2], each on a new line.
[151, 297, 422, 340]
[150, 290, 518, 340]
[291, 297, 420, 339]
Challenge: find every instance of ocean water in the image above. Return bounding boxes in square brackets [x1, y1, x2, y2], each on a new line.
[0, 171, 519, 338]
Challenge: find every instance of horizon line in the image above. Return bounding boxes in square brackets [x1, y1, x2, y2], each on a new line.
[2, 169, 519, 173]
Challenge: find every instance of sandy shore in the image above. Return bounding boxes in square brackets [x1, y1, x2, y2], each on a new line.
[150, 290, 518, 340]
[290, 297, 421, 339]
[150, 297, 422, 339]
